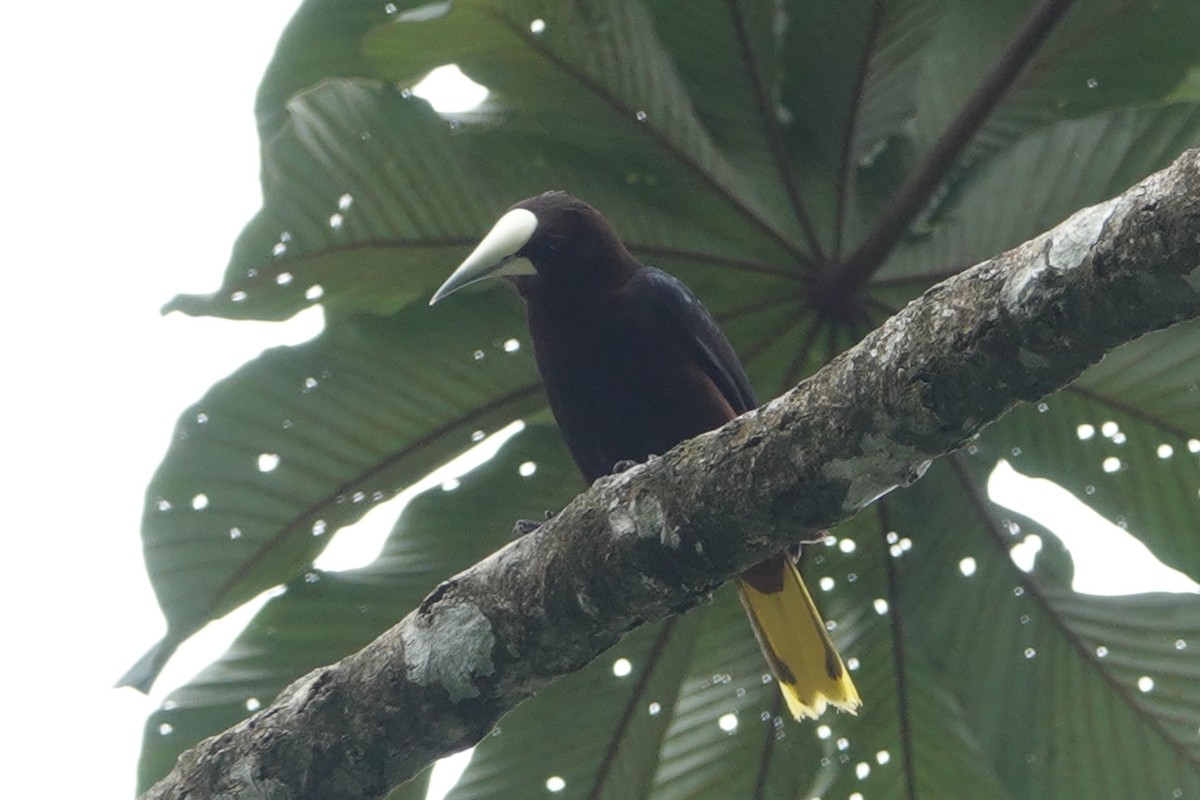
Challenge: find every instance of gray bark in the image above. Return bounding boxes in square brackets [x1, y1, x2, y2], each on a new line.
[142, 149, 1200, 800]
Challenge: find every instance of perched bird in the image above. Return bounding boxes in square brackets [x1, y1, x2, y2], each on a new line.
[430, 191, 860, 720]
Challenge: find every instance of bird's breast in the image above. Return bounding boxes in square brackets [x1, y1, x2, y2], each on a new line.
[527, 300, 734, 483]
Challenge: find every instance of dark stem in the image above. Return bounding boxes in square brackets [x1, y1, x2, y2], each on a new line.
[822, 316, 842, 366]
[586, 620, 679, 800]
[629, 243, 792, 277]
[1064, 384, 1196, 442]
[877, 501, 919, 800]
[779, 313, 826, 394]
[727, 0, 825, 267]
[495, 13, 810, 266]
[205, 382, 543, 658]
[833, 0, 887, 262]
[741, 304, 808, 367]
[947, 454, 1200, 772]
[871, 267, 969, 288]
[838, 0, 1080, 287]
[717, 290, 803, 325]
[750, 692, 785, 800]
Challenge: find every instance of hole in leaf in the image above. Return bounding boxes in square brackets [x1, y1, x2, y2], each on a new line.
[1010, 534, 1042, 572]
[990, 461, 1200, 595]
[412, 64, 489, 113]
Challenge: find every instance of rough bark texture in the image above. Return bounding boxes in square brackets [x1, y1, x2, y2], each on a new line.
[143, 150, 1200, 800]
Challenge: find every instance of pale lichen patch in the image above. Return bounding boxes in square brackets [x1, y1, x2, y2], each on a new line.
[873, 326, 908, 366]
[403, 602, 495, 701]
[1047, 196, 1120, 271]
[824, 433, 926, 511]
[607, 499, 637, 538]
[1186, 264, 1200, 292]
[631, 494, 676, 547]
[1005, 196, 1121, 307]
[607, 492, 677, 548]
[576, 591, 600, 618]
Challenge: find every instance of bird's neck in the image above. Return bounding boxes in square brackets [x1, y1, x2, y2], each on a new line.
[518, 250, 641, 309]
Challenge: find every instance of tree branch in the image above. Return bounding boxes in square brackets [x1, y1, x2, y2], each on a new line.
[143, 150, 1200, 800]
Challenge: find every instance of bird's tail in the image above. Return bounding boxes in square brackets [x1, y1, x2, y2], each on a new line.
[736, 553, 862, 720]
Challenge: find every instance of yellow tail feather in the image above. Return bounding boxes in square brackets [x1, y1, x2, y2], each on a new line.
[736, 554, 862, 721]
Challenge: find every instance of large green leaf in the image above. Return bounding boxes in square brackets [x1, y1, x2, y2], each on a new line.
[168, 81, 499, 321]
[973, 319, 1200, 581]
[913, 0, 1200, 163]
[254, 0, 407, 145]
[137, 424, 578, 793]
[133, 0, 1200, 797]
[894, 457, 1200, 797]
[884, 102, 1200, 280]
[124, 295, 542, 689]
[779, 0, 943, 248]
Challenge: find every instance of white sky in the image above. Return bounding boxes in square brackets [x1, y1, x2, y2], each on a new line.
[5, 3, 309, 796]
[3, 4, 1192, 799]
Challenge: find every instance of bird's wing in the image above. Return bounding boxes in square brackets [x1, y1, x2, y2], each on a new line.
[632, 269, 860, 722]
[634, 267, 759, 414]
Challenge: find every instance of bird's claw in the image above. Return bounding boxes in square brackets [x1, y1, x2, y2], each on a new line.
[612, 456, 654, 474]
[790, 530, 832, 562]
[800, 530, 833, 546]
[511, 509, 557, 539]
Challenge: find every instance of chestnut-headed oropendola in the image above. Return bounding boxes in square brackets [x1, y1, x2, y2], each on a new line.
[431, 191, 860, 720]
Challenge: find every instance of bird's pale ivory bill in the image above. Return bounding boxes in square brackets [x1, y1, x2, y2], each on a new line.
[429, 208, 539, 304]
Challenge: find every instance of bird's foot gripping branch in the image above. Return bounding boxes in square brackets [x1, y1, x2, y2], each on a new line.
[510, 510, 556, 539]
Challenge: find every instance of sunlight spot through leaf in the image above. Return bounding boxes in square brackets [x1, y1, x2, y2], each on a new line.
[990, 461, 1200, 595]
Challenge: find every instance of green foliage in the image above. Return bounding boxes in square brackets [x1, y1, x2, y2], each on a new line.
[133, 0, 1200, 797]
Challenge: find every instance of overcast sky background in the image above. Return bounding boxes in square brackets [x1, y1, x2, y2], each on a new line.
[4, 4, 1194, 798]
[7, 3, 307, 796]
